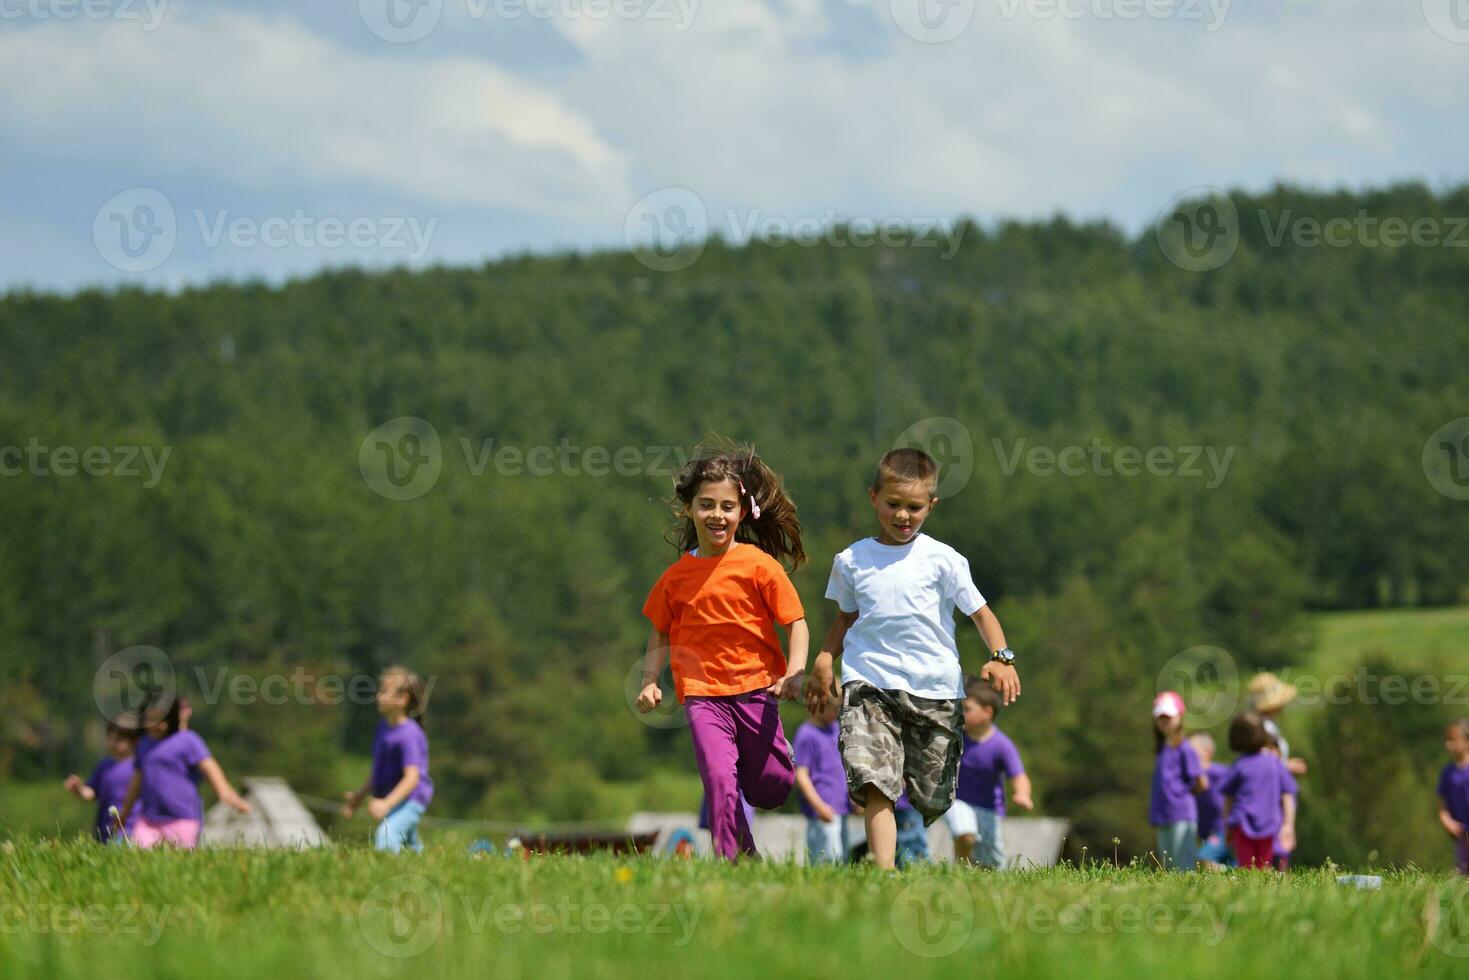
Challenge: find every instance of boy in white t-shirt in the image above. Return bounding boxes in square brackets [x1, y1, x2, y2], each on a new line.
[807, 448, 1021, 871]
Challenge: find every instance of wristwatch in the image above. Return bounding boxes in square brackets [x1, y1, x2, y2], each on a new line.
[990, 647, 1016, 665]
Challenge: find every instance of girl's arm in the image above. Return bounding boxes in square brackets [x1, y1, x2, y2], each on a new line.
[368, 767, 421, 821]
[969, 606, 1020, 704]
[342, 777, 373, 817]
[198, 757, 251, 814]
[1279, 794, 1297, 851]
[767, 618, 809, 701]
[1441, 801, 1466, 838]
[806, 611, 857, 714]
[635, 629, 670, 713]
[1009, 773, 1034, 811]
[63, 775, 96, 802]
[794, 767, 835, 822]
[119, 770, 142, 823]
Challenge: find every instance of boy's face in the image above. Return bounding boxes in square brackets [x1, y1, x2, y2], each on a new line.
[1446, 725, 1469, 757]
[377, 674, 409, 715]
[686, 478, 743, 554]
[107, 731, 136, 758]
[869, 478, 936, 546]
[962, 697, 994, 731]
[1188, 739, 1213, 765]
[812, 700, 839, 726]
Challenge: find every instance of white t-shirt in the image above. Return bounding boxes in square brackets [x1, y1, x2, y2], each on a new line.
[824, 533, 987, 699]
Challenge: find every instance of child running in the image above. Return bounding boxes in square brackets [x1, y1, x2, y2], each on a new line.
[343, 666, 434, 853]
[637, 444, 808, 861]
[807, 448, 1020, 871]
[1188, 732, 1231, 867]
[1220, 711, 1295, 870]
[120, 696, 250, 849]
[1438, 718, 1469, 875]
[944, 678, 1032, 868]
[1151, 691, 1206, 871]
[794, 698, 849, 864]
[63, 719, 140, 843]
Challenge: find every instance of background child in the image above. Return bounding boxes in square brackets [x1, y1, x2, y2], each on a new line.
[944, 678, 1032, 868]
[637, 446, 808, 861]
[63, 719, 140, 843]
[794, 698, 849, 864]
[343, 666, 433, 853]
[893, 793, 929, 867]
[1438, 718, 1469, 875]
[120, 695, 250, 848]
[1221, 711, 1295, 870]
[1151, 691, 1205, 871]
[807, 448, 1020, 871]
[1188, 732, 1231, 867]
[1264, 735, 1299, 871]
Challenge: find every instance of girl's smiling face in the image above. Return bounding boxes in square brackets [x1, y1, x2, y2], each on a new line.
[869, 478, 935, 545]
[686, 477, 744, 555]
[377, 673, 410, 717]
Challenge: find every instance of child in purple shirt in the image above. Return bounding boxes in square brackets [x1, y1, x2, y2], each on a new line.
[944, 679, 1032, 868]
[1187, 733, 1231, 867]
[1151, 691, 1206, 871]
[1438, 719, 1469, 875]
[64, 721, 141, 843]
[1220, 712, 1295, 870]
[120, 697, 251, 849]
[344, 666, 433, 852]
[794, 699, 849, 864]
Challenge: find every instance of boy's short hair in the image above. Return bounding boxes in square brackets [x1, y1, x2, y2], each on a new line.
[1450, 719, 1469, 739]
[871, 449, 938, 495]
[1186, 732, 1214, 754]
[107, 718, 142, 740]
[1228, 712, 1268, 754]
[963, 676, 1001, 713]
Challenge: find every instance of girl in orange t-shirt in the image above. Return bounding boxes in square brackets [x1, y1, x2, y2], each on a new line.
[637, 444, 809, 860]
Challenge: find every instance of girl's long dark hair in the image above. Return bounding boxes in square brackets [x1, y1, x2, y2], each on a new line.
[668, 438, 806, 570]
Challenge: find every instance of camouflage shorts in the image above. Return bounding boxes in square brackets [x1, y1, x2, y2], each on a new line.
[838, 681, 963, 826]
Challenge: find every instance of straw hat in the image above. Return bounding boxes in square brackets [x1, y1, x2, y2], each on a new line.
[1246, 672, 1297, 713]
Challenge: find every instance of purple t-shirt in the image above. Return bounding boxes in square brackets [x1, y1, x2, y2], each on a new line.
[1150, 740, 1201, 826]
[956, 728, 1024, 814]
[1439, 761, 1469, 824]
[86, 756, 138, 842]
[1220, 751, 1289, 839]
[793, 721, 848, 818]
[371, 719, 433, 808]
[1194, 762, 1229, 840]
[135, 730, 210, 822]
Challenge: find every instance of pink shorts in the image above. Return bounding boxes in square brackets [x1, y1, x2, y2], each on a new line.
[132, 816, 201, 849]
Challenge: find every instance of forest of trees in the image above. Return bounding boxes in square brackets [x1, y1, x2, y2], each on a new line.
[1, 183, 1465, 866]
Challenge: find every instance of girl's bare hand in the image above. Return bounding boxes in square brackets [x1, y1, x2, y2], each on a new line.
[635, 683, 662, 713]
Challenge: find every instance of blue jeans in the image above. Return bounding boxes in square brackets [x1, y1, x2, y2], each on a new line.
[1196, 833, 1234, 866]
[895, 805, 929, 867]
[374, 800, 426, 853]
[1155, 820, 1197, 871]
[806, 816, 849, 865]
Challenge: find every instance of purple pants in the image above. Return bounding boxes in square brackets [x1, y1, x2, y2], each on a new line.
[686, 690, 795, 860]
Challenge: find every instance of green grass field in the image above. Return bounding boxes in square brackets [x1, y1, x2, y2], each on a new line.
[2, 841, 1467, 979]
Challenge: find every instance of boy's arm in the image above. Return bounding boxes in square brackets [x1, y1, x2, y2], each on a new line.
[806, 610, 857, 714]
[63, 774, 96, 801]
[369, 767, 421, 819]
[794, 767, 835, 821]
[1441, 800, 1466, 837]
[635, 629, 670, 713]
[768, 618, 809, 701]
[118, 769, 142, 823]
[1009, 773, 1034, 811]
[1279, 793, 1297, 851]
[969, 606, 1020, 705]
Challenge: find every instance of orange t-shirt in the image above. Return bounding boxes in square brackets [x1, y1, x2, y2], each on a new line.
[642, 543, 805, 702]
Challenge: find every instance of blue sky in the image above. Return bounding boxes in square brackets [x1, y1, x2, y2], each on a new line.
[2, 0, 1467, 294]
